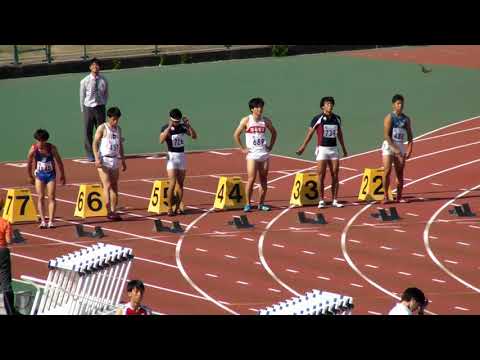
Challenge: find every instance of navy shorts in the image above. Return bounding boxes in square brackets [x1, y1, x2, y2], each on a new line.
[35, 171, 56, 184]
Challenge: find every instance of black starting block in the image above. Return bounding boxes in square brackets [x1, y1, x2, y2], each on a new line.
[371, 207, 400, 221]
[153, 219, 184, 233]
[297, 211, 327, 225]
[171, 221, 184, 233]
[449, 203, 476, 217]
[75, 224, 105, 238]
[12, 229, 26, 244]
[228, 215, 253, 229]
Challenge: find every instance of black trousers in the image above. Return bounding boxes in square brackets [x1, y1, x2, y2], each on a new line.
[0, 247, 15, 315]
[83, 105, 106, 158]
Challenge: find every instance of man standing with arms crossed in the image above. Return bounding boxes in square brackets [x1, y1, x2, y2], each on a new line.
[80, 58, 109, 162]
[234, 98, 277, 212]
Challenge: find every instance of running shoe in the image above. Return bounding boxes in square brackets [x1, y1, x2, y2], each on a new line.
[332, 199, 344, 208]
[47, 222, 55, 229]
[318, 200, 326, 209]
[243, 204, 253, 212]
[39, 221, 47, 229]
[258, 204, 271, 211]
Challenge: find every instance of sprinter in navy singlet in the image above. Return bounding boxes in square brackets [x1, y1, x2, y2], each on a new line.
[27, 129, 66, 229]
[381, 94, 413, 204]
[296, 97, 348, 208]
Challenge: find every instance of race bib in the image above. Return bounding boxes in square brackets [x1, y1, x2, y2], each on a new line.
[37, 161, 53, 172]
[110, 143, 120, 153]
[171, 134, 185, 148]
[249, 134, 266, 149]
[323, 124, 338, 138]
[392, 127, 406, 142]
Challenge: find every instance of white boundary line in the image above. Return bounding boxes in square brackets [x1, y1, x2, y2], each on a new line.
[423, 184, 480, 294]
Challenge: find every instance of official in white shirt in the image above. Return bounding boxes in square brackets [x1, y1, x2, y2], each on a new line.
[80, 58, 109, 161]
[389, 287, 428, 315]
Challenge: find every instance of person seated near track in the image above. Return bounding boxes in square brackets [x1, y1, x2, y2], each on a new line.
[233, 98, 277, 213]
[389, 287, 429, 315]
[0, 196, 17, 315]
[93, 106, 127, 221]
[159, 108, 198, 216]
[381, 94, 413, 204]
[296, 96, 348, 208]
[27, 129, 66, 229]
[115, 279, 152, 315]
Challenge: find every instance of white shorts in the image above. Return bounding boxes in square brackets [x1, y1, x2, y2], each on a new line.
[315, 146, 339, 161]
[101, 155, 120, 170]
[166, 152, 186, 170]
[381, 141, 406, 156]
[246, 151, 270, 162]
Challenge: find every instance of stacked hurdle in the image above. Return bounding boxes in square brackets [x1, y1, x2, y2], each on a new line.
[30, 243, 134, 315]
[258, 290, 354, 315]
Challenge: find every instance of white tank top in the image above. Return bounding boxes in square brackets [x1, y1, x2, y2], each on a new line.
[99, 123, 121, 157]
[245, 115, 268, 154]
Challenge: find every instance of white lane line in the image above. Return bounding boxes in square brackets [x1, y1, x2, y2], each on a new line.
[418, 197, 425, 200]
[456, 242, 470, 246]
[209, 175, 221, 179]
[406, 212, 419, 217]
[424, 183, 480, 295]
[318, 233, 331, 238]
[243, 237, 255, 242]
[141, 179, 216, 195]
[437, 219, 448, 223]
[249, 308, 259, 312]
[195, 248, 208, 253]
[225, 255, 238, 259]
[444, 260, 458, 265]
[431, 183, 443, 186]
[210, 234, 237, 238]
[334, 257, 346, 262]
[11, 252, 48, 263]
[260, 221, 270, 224]
[255, 261, 262, 266]
[368, 311, 382, 315]
[205, 273, 219, 278]
[333, 217, 345, 221]
[412, 253, 426, 257]
[209, 151, 232, 156]
[429, 236, 438, 239]
[404, 177, 413, 181]
[380, 246, 394, 250]
[349, 239, 361, 244]
[268, 288, 281, 293]
[305, 211, 316, 215]
[469, 225, 480, 229]
[340, 166, 358, 171]
[302, 250, 316, 255]
[398, 271, 412, 276]
[454, 306, 470, 311]
[394, 229, 407, 233]
[459, 188, 468, 191]
[317, 276, 331, 281]
[236, 281, 249, 285]
[350, 283, 363, 288]
[286, 269, 299, 273]
[365, 264, 379, 269]
[276, 171, 292, 175]
[272, 244, 285, 248]
[352, 202, 359, 205]
[432, 278, 446, 283]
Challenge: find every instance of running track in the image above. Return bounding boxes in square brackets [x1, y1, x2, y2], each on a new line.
[2, 116, 480, 314]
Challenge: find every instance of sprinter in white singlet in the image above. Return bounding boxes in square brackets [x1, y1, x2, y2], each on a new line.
[93, 106, 126, 221]
[233, 98, 277, 212]
[381, 94, 413, 204]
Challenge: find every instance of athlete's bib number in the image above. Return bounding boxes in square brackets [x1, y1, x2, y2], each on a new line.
[37, 162, 53, 172]
[323, 124, 338, 138]
[250, 135, 266, 148]
[172, 134, 184, 148]
[110, 143, 119, 152]
[392, 128, 405, 142]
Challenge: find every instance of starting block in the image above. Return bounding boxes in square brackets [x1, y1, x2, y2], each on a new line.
[74, 224, 105, 239]
[297, 211, 327, 225]
[228, 215, 253, 229]
[12, 229, 26, 244]
[448, 203, 476, 217]
[153, 219, 184, 233]
[371, 207, 400, 221]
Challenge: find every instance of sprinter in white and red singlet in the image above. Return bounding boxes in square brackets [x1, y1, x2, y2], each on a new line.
[233, 98, 277, 212]
[116, 280, 152, 315]
[296, 96, 348, 208]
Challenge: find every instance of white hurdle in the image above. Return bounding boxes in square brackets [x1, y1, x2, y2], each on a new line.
[258, 289, 354, 315]
[31, 243, 134, 315]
